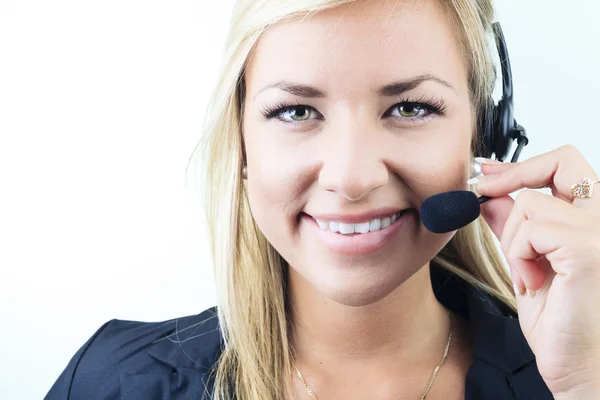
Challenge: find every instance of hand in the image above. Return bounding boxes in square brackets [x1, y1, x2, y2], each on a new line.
[472, 145, 600, 399]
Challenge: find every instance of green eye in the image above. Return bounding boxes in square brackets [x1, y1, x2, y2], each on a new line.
[289, 106, 310, 121]
[398, 104, 424, 118]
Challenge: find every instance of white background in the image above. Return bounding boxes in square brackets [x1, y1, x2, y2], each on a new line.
[1, 1, 599, 399]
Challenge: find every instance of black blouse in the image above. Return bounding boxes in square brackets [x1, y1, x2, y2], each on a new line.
[45, 261, 554, 399]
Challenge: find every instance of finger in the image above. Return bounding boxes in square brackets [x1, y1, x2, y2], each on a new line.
[480, 195, 514, 239]
[503, 190, 595, 245]
[507, 219, 600, 291]
[482, 189, 593, 251]
[506, 220, 558, 296]
[475, 145, 600, 214]
[500, 189, 596, 279]
[505, 220, 554, 297]
[480, 161, 519, 176]
[483, 189, 596, 295]
[481, 163, 550, 190]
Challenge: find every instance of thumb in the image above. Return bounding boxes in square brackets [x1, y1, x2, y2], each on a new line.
[479, 195, 514, 240]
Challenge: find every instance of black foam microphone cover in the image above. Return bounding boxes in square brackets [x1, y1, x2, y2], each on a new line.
[420, 190, 481, 233]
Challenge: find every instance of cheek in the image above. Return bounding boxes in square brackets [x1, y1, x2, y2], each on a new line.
[247, 170, 301, 220]
[244, 123, 305, 240]
[406, 133, 472, 199]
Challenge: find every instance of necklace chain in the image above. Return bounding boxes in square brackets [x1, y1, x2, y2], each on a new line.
[294, 310, 453, 400]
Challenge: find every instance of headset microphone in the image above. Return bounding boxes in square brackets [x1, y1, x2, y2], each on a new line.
[421, 192, 493, 234]
[420, 23, 527, 234]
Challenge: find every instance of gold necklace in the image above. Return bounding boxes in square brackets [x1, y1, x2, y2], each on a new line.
[294, 310, 453, 400]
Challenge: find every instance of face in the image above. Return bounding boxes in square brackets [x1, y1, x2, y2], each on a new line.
[242, 0, 474, 306]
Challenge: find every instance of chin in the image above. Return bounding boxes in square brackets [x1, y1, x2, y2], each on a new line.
[316, 269, 406, 307]
[328, 290, 393, 307]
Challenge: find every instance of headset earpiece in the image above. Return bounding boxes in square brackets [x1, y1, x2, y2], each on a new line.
[494, 96, 514, 162]
[477, 98, 495, 160]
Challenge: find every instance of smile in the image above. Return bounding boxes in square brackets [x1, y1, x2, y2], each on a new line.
[301, 209, 415, 256]
[313, 211, 404, 235]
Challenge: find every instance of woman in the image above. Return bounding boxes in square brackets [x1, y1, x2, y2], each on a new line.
[46, 0, 600, 399]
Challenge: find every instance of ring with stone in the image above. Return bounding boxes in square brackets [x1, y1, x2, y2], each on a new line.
[571, 178, 600, 199]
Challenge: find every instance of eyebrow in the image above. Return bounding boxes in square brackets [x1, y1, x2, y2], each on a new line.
[379, 74, 456, 96]
[253, 74, 456, 100]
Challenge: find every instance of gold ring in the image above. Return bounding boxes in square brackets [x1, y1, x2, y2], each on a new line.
[571, 178, 600, 199]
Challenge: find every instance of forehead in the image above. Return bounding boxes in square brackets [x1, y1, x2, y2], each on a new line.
[245, 0, 469, 100]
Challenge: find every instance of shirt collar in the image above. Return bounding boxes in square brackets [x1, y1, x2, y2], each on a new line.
[147, 309, 223, 372]
[148, 261, 536, 375]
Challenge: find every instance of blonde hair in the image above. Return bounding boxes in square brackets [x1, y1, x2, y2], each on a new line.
[190, 0, 516, 398]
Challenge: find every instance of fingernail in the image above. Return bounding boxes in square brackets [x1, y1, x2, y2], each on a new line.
[472, 159, 483, 177]
[475, 157, 502, 164]
[467, 177, 480, 185]
[527, 289, 536, 299]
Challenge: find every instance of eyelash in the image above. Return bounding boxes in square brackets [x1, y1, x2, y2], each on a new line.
[260, 96, 448, 125]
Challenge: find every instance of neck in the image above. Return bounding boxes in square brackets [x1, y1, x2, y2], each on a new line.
[288, 262, 452, 368]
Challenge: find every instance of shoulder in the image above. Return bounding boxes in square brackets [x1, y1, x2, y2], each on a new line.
[45, 307, 222, 400]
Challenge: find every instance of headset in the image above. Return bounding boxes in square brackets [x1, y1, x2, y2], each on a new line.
[478, 22, 529, 162]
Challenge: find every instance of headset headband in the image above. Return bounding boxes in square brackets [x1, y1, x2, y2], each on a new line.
[487, 22, 529, 163]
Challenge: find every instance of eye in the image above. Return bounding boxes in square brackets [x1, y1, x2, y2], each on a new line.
[282, 105, 313, 122]
[389, 103, 430, 119]
[261, 101, 322, 124]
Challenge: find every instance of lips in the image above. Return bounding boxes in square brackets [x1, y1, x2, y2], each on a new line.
[306, 207, 406, 225]
[300, 209, 415, 256]
[312, 210, 405, 235]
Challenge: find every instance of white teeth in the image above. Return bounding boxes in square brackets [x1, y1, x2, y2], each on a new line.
[329, 221, 340, 233]
[355, 221, 370, 234]
[314, 212, 403, 235]
[381, 217, 391, 229]
[339, 223, 355, 234]
[316, 220, 328, 230]
[369, 218, 381, 232]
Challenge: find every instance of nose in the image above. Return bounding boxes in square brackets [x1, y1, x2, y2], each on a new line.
[318, 118, 389, 201]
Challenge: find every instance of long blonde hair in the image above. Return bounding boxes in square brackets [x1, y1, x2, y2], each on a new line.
[190, 0, 516, 398]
